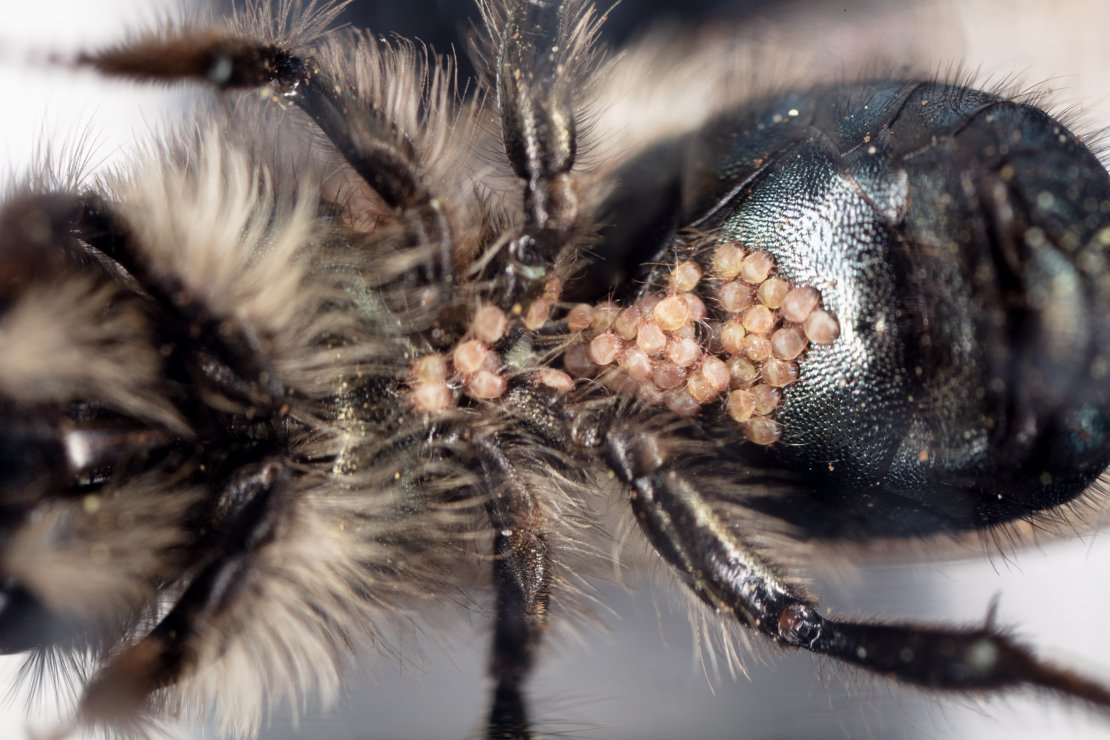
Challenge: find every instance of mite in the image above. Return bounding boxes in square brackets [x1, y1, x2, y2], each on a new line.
[0, 0, 1109, 737]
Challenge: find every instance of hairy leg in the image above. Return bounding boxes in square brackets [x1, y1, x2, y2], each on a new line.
[75, 459, 290, 727]
[478, 437, 552, 739]
[604, 424, 1110, 709]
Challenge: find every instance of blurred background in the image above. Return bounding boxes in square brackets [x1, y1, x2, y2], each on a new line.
[340, 0, 774, 73]
[1, 1, 1109, 739]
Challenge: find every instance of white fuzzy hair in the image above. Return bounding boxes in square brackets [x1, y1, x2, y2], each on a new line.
[3, 1, 1110, 738]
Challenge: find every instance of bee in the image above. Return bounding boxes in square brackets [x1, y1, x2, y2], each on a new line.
[2, 1, 1110, 738]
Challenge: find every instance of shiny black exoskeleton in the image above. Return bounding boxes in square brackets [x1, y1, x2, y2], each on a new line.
[603, 80, 1110, 539]
[7, 0, 1110, 733]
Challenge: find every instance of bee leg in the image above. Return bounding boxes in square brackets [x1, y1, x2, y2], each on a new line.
[0, 194, 181, 495]
[78, 194, 286, 410]
[482, 0, 603, 308]
[19, 191, 284, 414]
[493, 0, 581, 236]
[73, 458, 290, 726]
[265, 63, 452, 290]
[604, 427, 1110, 710]
[478, 438, 552, 740]
[2, 191, 284, 414]
[79, 36, 453, 290]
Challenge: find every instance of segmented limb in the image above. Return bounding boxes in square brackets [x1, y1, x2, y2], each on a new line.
[0, 190, 294, 662]
[478, 0, 604, 310]
[493, 0, 579, 236]
[478, 437, 552, 740]
[0, 193, 184, 519]
[604, 425, 1110, 709]
[75, 195, 286, 411]
[74, 459, 289, 727]
[78, 32, 454, 291]
[0, 192, 177, 495]
[2, 192, 284, 414]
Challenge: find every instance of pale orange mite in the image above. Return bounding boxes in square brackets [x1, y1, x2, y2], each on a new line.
[410, 237, 839, 440]
[562, 237, 840, 445]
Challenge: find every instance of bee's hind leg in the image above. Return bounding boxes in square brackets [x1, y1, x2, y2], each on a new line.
[603, 425, 1110, 711]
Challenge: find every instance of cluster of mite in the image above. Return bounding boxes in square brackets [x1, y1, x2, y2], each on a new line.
[9, 0, 1110, 737]
[412, 236, 840, 445]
